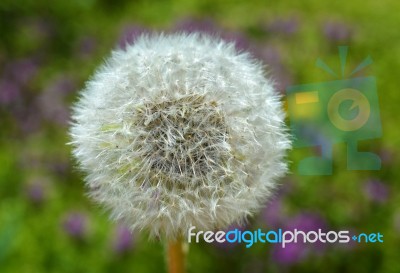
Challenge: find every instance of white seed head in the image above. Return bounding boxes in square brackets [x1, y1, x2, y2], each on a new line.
[69, 33, 291, 239]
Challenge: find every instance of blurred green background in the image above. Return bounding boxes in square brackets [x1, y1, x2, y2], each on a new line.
[1, 0, 399, 272]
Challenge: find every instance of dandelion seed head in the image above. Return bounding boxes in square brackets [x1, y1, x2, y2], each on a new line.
[70, 33, 291, 238]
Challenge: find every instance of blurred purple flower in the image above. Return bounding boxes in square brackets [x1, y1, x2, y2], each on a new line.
[0, 80, 20, 105]
[173, 19, 249, 51]
[6, 58, 39, 85]
[173, 18, 217, 34]
[363, 179, 389, 203]
[262, 197, 284, 228]
[265, 17, 299, 35]
[272, 240, 307, 264]
[272, 71, 293, 93]
[15, 106, 42, 134]
[118, 25, 148, 49]
[37, 75, 75, 125]
[258, 45, 281, 65]
[25, 182, 45, 204]
[256, 45, 293, 92]
[378, 148, 394, 165]
[49, 159, 70, 176]
[62, 212, 88, 239]
[221, 31, 250, 52]
[76, 36, 97, 59]
[323, 21, 352, 42]
[313, 132, 331, 156]
[286, 212, 328, 233]
[272, 212, 328, 265]
[113, 225, 134, 254]
[47, 75, 76, 96]
[25, 17, 55, 40]
[294, 124, 331, 158]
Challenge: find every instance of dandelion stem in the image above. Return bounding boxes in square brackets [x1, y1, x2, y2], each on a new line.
[167, 238, 186, 273]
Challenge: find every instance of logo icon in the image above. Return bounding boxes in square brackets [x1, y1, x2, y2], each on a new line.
[286, 46, 382, 175]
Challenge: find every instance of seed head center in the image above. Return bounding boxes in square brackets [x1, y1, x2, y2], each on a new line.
[135, 95, 229, 182]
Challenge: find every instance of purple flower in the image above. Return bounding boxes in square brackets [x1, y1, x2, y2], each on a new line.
[173, 18, 217, 34]
[273, 71, 293, 93]
[113, 225, 134, 254]
[221, 31, 250, 52]
[294, 124, 331, 158]
[62, 212, 88, 239]
[285, 212, 328, 233]
[118, 25, 148, 50]
[262, 197, 284, 228]
[257, 45, 281, 65]
[76, 36, 97, 59]
[25, 182, 45, 204]
[37, 75, 75, 125]
[6, 58, 39, 85]
[378, 148, 394, 165]
[255, 45, 293, 93]
[15, 106, 42, 134]
[323, 21, 352, 42]
[272, 240, 308, 264]
[49, 159, 70, 176]
[0, 79, 20, 105]
[46, 75, 76, 96]
[265, 17, 299, 35]
[363, 179, 389, 203]
[272, 212, 328, 265]
[173, 19, 249, 51]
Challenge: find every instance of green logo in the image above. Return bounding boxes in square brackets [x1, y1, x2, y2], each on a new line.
[286, 47, 382, 175]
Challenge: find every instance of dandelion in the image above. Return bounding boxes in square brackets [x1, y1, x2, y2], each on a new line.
[69, 32, 290, 272]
